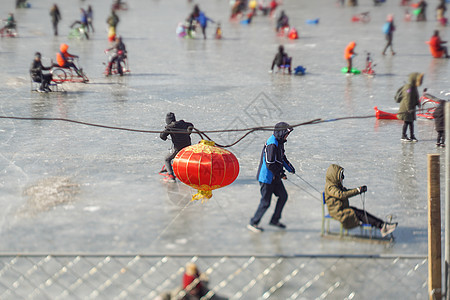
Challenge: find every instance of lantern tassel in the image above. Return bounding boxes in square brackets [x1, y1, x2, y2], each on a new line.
[191, 190, 213, 203]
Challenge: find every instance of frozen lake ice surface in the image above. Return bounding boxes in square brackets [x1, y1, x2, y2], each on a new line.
[0, 0, 447, 256]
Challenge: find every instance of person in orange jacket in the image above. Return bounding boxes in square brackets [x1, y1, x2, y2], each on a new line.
[344, 41, 357, 73]
[429, 30, 450, 58]
[56, 43, 82, 75]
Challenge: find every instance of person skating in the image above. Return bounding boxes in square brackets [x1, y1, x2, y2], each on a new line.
[107, 9, 120, 32]
[417, 0, 427, 21]
[270, 45, 292, 74]
[397, 72, 424, 142]
[436, 0, 447, 25]
[344, 41, 357, 74]
[248, 122, 295, 232]
[433, 99, 446, 147]
[382, 14, 396, 55]
[70, 8, 89, 35]
[49, 4, 61, 36]
[324, 164, 397, 237]
[196, 10, 214, 39]
[87, 5, 94, 33]
[106, 36, 127, 76]
[187, 4, 200, 37]
[30, 52, 53, 93]
[159, 112, 194, 182]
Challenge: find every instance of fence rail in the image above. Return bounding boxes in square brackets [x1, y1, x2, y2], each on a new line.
[0, 254, 428, 300]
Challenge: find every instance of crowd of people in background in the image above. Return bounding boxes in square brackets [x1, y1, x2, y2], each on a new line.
[3, 0, 449, 297]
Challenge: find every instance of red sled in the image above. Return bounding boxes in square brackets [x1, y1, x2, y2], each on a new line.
[374, 106, 398, 120]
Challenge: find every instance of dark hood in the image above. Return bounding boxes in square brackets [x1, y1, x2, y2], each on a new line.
[166, 112, 176, 125]
[273, 122, 293, 141]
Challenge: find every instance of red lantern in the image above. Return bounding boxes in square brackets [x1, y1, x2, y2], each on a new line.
[172, 140, 240, 202]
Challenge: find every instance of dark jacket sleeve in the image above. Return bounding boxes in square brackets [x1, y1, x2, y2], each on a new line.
[271, 55, 277, 70]
[283, 155, 295, 173]
[41, 62, 52, 71]
[160, 124, 171, 140]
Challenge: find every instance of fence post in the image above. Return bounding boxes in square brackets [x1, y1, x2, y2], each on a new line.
[445, 102, 450, 300]
[428, 154, 442, 300]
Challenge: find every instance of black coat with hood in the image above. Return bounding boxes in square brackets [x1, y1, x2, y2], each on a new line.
[433, 100, 446, 132]
[160, 112, 194, 151]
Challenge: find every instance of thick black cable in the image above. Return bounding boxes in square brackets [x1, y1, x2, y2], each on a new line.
[0, 107, 427, 148]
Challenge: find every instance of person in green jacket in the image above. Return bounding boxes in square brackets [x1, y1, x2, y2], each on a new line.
[397, 72, 424, 142]
[324, 164, 397, 237]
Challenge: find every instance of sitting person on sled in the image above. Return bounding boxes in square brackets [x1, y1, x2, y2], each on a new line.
[270, 45, 292, 74]
[55, 43, 82, 76]
[429, 30, 450, 58]
[30, 52, 53, 93]
[276, 10, 289, 32]
[0, 13, 16, 35]
[324, 164, 397, 237]
[106, 35, 127, 76]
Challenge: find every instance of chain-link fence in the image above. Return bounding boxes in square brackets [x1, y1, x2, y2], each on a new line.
[0, 254, 428, 300]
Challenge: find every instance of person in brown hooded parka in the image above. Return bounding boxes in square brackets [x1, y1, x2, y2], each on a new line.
[324, 164, 397, 237]
[397, 72, 424, 142]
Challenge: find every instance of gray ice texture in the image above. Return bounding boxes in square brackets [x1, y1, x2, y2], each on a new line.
[0, 0, 446, 256]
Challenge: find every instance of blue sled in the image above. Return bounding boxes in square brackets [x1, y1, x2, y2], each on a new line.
[294, 65, 306, 75]
[306, 18, 319, 25]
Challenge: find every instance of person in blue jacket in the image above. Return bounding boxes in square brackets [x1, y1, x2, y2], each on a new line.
[197, 11, 214, 39]
[248, 122, 295, 232]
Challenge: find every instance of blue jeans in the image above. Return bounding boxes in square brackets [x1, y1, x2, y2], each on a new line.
[250, 179, 288, 225]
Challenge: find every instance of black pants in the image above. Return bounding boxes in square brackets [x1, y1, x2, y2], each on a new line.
[33, 74, 53, 90]
[350, 206, 384, 229]
[382, 34, 394, 54]
[250, 179, 288, 225]
[108, 55, 124, 75]
[402, 121, 415, 138]
[52, 21, 58, 36]
[437, 130, 445, 144]
[164, 150, 179, 176]
[347, 58, 352, 73]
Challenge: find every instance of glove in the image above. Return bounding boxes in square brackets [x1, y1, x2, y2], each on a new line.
[359, 185, 367, 193]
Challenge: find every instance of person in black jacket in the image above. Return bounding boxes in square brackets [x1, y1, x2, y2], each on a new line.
[160, 112, 194, 181]
[433, 100, 446, 147]
[49, 4, 61, 36]
[270, 45, 292, 74]
[106, 36, 127, 76]
[30, 52, 53, 92]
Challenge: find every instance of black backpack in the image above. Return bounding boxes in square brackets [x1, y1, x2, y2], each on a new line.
[394, 86, 404, 103]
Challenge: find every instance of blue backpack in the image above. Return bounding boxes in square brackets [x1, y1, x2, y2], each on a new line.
[382, 22, 390, 34]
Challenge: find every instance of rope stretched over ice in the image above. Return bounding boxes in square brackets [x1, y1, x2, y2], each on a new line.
[0, 108, 419, 148]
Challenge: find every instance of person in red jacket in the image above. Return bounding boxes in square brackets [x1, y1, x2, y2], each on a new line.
[56, 43, 83, 75]
[344, 41, 357, 73]
[182, 263, 208, 298]
[429, 30, 450, 58]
